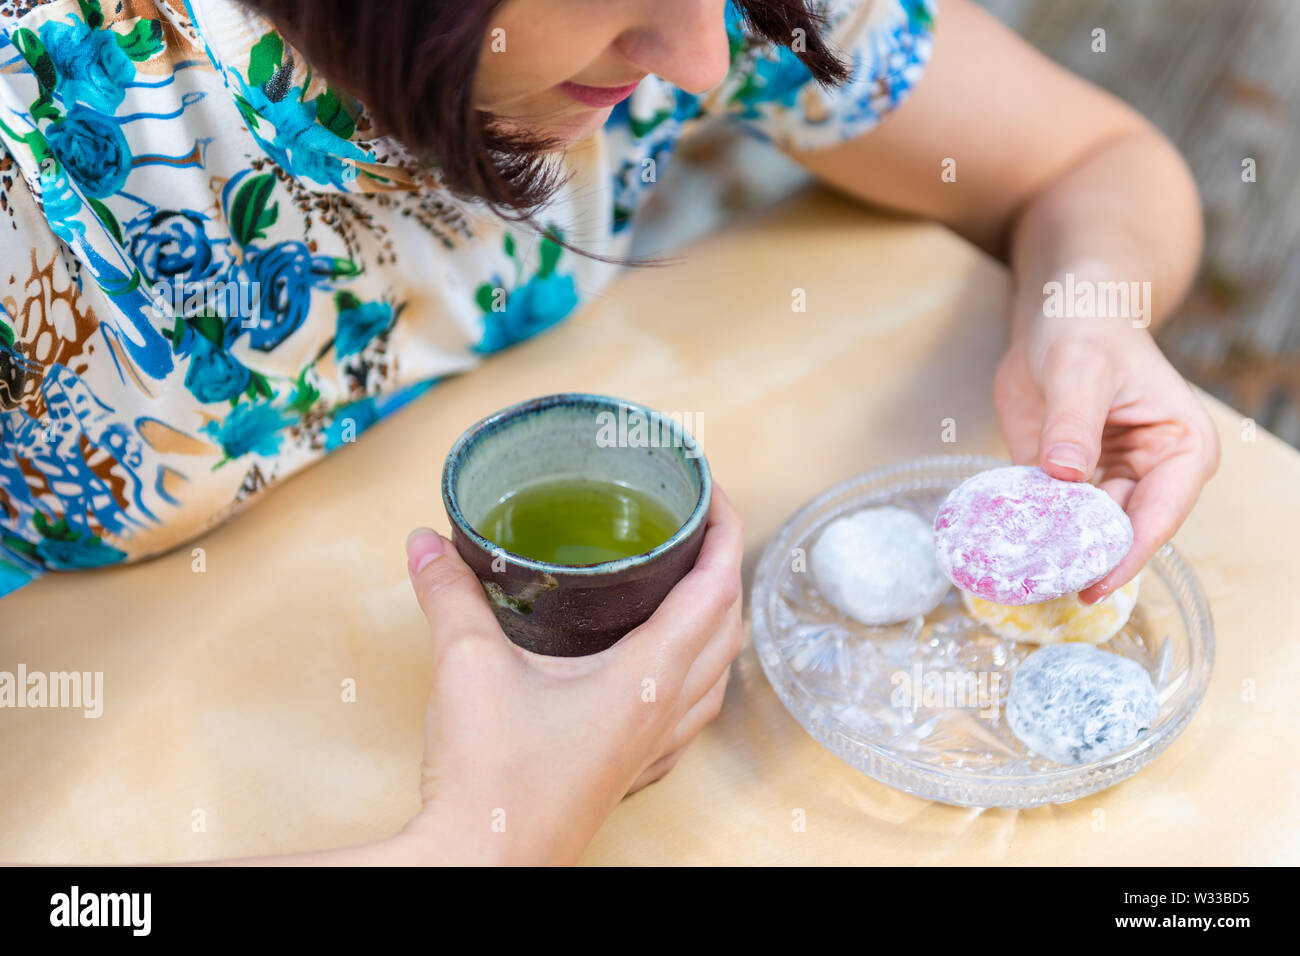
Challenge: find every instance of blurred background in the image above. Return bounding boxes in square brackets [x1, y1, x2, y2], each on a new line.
[633, 0, 1300, 445]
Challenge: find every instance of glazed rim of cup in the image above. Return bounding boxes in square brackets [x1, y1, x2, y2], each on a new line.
[441, 393, 713, 576]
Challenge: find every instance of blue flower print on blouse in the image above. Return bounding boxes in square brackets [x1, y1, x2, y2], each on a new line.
[716, 0, 936, 152]
[231, 31, 373, 190]
[322, 379, 440, 452]
[323, 396, 379, 452]
[334, 293, 397, 360]
[474, 231, 580, 355]
[130, 210, 225, 286]
[37, 14, 134, 115]
[44, 104, 132, 198]
[184, 334, 252, 404]
[202, 399, 295, 462]
[723, 2, 815, 117]
[31, 516, 128, 570]
[606, 81, 703, 233]
[236, 240, 352, 352]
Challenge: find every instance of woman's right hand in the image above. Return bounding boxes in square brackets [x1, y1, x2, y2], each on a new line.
[397, 485, 744, 866]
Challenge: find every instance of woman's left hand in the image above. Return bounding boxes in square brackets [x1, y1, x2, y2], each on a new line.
[994, 320, 1220, 604]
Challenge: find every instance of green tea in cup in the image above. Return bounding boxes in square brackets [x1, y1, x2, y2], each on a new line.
[479, 477, 682, 566]
[442, 394, 712, 656]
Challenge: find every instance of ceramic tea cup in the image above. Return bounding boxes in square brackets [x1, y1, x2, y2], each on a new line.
[441, 393, 712, 656]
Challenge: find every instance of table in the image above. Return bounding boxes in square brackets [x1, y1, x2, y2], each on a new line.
[3, 190, 1297, 865]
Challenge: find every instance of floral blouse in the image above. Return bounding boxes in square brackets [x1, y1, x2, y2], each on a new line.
[0, 0, 934, 596]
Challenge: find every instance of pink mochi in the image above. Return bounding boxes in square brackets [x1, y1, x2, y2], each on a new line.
[933, 466, 1133, 605]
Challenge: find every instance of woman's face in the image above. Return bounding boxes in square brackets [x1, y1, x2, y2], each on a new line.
[475, 0, 732, 145]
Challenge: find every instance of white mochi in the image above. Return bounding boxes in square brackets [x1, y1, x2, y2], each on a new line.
[811, 506, 951, 626]
[1007, 644, 1160, 765]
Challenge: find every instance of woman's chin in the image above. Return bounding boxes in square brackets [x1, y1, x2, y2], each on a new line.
[488, 97, 614, 151]
[544, 107, 614, 148]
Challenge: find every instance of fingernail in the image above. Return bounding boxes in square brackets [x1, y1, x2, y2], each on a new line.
[406, 528, 445, 575]
[1045, 443, 1089, 478]
[1080, 583, 1107, 606]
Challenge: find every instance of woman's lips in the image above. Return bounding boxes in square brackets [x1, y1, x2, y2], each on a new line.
[559, 79, 643, 109]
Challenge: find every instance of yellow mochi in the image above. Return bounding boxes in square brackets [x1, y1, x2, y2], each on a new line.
[963, 574, 1141, 645]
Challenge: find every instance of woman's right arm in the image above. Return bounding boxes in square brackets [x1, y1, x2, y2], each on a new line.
[210, 485, 746, 866]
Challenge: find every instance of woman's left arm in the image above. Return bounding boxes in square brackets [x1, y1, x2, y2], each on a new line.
[790, 0, 1219, 602]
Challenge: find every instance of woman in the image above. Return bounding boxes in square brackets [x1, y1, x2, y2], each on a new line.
[0, 0, 1217, 863]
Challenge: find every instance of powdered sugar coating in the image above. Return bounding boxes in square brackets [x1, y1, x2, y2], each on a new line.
[811, 506, 951, 626]
[1006, 644, 1159, 765]
[933, 466, 1132, 605]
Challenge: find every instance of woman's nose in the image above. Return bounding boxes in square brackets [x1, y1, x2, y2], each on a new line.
[615, 0, 733, 94]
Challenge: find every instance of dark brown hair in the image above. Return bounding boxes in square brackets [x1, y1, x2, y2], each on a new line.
[239, 0, 848, 219]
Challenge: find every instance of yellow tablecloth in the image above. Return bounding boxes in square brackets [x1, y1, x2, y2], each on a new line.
[3, 191, 1296, 864]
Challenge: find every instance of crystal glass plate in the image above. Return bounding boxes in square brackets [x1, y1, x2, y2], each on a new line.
[750, 455, 1215, 808]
